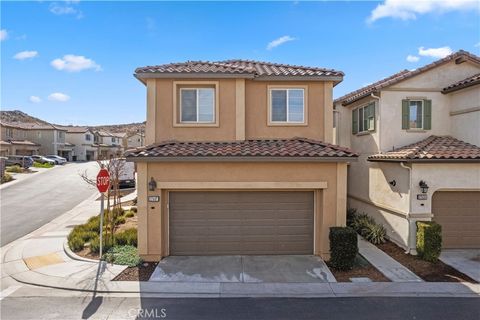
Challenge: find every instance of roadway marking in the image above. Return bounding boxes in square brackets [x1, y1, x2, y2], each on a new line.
[0, 285, 22, 300]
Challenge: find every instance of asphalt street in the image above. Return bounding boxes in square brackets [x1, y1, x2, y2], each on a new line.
[1, 296, 479, 320]
[0, 162, 98, 246]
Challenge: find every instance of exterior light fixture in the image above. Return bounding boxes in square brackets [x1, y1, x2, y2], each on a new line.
[389, 180, 396, 187]
[419, 180, 429, 194]
[148, 177, 157, 191]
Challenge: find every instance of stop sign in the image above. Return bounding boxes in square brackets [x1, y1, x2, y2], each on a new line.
[96, 168, 110, 193]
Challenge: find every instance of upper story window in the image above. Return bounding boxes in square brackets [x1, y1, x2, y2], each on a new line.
[269, 88, 305, 124]
[6, 128, 13, 138]
[402, 99, 432, 130]
[180, 88, 215, 123]
[85, 134, 91, 141]
[352, 102, 375, 134]
[57, 131, 64, 139]
[112, 137, 116, 143]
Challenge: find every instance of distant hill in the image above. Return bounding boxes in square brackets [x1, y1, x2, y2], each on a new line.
[0, 110, 145, 134]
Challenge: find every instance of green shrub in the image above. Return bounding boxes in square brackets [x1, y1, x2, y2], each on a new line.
[89, 234, 113, 254]
[1, 173, 13, 184]
[6, 165, 23, 173]
[33, 162, 54, 168]
[329, 227, 358, 270]
[115, 228, 137, 247]
[111, 207, 124, 216]
[346, 208, 357, 228]
[416, 221, 442, 262]
[130, 206, 137, 213]
[103, 245, 142, 267]
[364, 223, 387, 244]
[124, 210, 135, 218]
[68, 235, 85, 252]
[115, 216, 126, 225]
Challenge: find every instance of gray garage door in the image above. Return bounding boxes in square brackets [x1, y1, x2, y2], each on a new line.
[433, 191, 480, 249]
[169, 191, 314, 255]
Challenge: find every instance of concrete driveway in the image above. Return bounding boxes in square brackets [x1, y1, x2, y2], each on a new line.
[149, 255, 336, 283]
[440, 249, 480, 282]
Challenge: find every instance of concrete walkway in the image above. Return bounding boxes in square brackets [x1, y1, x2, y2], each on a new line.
[358, 236, 423, 282]
[440, 250, 480, 283]
[1, 194, 479, 298]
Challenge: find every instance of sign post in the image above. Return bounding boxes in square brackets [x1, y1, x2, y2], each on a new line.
[96, 167, 110, 260]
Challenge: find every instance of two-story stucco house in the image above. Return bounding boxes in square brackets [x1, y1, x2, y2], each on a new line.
[19, 123, 73, 160]
[125, 131, 145, 150]
[93, 130, 124, 159]
[0, 122, 40, 156]
[62, 126, 98, 161]
[334, 50, 480, 253]
[126, 60, 357, 261]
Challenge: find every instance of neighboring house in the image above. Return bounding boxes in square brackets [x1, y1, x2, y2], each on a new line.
[0, 122, 40, 156]
[93, 130, 124, 159]
[126, 60, 357, 261]
[62, 126, 98, 161]
[125, 131, 145, 149]
[334, 50, 480, 252]
[18, 123, 73, 160]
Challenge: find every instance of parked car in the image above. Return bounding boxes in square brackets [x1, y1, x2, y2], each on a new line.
[6, 155, 34, 168]
[31, 155, 56, 165]
[45, 155, 67, 165]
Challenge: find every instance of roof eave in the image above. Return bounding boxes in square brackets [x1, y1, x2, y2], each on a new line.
[126, 156, 358, 163]
[135, 72, 256, 80]
[254, 75, 343, 84]
[441, 80, 480, 94]
[368, 158, 480, 163]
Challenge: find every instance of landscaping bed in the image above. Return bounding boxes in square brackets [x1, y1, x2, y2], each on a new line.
[328, 255, 390, 282]
[113, 262, 158, 281]
[377, 241, 478, 283]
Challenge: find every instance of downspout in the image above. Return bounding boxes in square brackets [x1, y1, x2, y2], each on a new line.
[400, 161, 413, 254]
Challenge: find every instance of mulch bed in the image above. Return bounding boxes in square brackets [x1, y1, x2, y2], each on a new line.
[377, 241, 478, 283]
[328, 255, 390, 282]
[113, 262, 158, 281]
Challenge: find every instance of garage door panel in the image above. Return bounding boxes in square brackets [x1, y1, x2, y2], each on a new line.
[433, 191, 480, 249]
[169, 191, 314, 255]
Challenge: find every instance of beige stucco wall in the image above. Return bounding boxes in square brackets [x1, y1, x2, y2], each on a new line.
[448, 85, 480, 146]
[136, 161, 347, 261]
[145, 78, 332, 144]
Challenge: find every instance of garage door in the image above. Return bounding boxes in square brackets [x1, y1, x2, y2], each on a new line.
[169, 191, 314, 255]
[432, 191, 480, 249]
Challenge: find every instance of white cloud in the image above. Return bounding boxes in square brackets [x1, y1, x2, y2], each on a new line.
[418, 46, 453, 59]
[29, 96, 42, 103]
[475, 42, 480, 47]
[48, 92, 70, 102]
[367, 0, 479, 23]
[13, 50, 38, 60]
[267, 35, 296, 50]
[51, 54, 101, 72]
[49, 1, 83, 19]
[0, 29, 7, 41]
[406, 54, 420, 62]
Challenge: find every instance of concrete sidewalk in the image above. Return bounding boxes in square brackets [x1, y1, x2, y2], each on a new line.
[1, 194, 479, 298]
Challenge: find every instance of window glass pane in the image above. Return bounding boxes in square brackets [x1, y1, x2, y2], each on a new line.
[409, 101, 422, 128]
[198, 88, 214, 122]
[288, 89, 304, 122]
[271, 90, 287, 121]
[181, 89, 197, 122]
[359, 107, 364, 132]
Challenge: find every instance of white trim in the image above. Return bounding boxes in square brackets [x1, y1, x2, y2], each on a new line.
[269, 88, 306, 124]
[354, 102, 375, 134]
[179, 88, 215, 124]
[407, 99, 424, 130]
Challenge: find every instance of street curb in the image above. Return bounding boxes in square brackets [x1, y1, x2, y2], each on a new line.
[0, 166, 58, 190]
[63, 240, 98, 264]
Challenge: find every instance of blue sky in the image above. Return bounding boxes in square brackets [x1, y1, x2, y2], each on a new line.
[1, 1, 479, 125]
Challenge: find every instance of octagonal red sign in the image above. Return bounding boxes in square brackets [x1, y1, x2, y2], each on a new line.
[96, 168, 110, 193]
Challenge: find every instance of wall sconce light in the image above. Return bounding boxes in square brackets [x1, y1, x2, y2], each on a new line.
[389, 180, 396, 187]
[148, 177, 157, 191]
[419, 180, 429, 194]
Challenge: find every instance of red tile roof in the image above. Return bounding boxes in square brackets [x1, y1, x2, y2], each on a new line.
[368, 136, 480, 162]
[335, 50, 480, 106]
[0, 140, 40, 146]
[126, 138, 357, 161]
[442, 72, 480, 94]
[135, 60, 343, 83]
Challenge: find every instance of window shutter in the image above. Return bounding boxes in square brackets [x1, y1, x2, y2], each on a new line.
[352, 109, 358, 134]
[402, 100, 410, 130]
[368, 103, 375, 131]
[423, 99, 432, 130]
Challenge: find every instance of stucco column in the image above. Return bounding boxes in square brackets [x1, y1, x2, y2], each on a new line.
[145, 79, 157, 145]
[235, 79, 246, 140]
[136, 162, 148, 256]
[336, 163, 347, 226]
[323, 81, 334, 144]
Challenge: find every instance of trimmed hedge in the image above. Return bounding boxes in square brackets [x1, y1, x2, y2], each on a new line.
[416, 221, 442, 262]
[329, 227, 358, 270]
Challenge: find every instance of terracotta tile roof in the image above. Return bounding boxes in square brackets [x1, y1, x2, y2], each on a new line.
[126, 138, 357, 161]
[442, 72, 480, 94]
[0, 121, 66, 131]
[368, 136, 480, 162]
[59, 126, 91, 133]
[335, 50, 480, 106]
[135, 60, 343, 83]
[0, 140, 40, 146]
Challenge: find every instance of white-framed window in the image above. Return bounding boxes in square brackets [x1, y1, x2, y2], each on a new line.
[352, 102, 375, 134]
[408, 100, 423, 129]
[180, 88, 215, 123]
[37, 131, 42, 138]
[5, 128, 13, 138]
[270, 88, 305, 123]
[85, 134, 91, 141]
